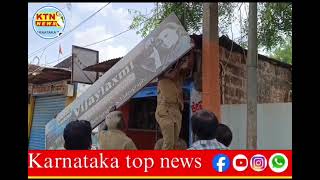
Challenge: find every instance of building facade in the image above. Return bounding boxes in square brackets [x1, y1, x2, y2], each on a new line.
[28, 35, 292, 150]
[84, 35, 291, 149]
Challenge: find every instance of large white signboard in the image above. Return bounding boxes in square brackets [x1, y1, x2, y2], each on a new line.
[45, 13, 193, 149]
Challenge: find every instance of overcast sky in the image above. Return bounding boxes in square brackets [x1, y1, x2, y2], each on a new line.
[28, 2, 155, 66]
[28, 3, 263, 67]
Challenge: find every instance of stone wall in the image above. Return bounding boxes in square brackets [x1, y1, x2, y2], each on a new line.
[219, 47, 292, 104]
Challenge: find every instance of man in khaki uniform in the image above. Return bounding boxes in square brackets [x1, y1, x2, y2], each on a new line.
[98, 111, 137, 150]
[154, 138, 188, 150]
[155, 48, 194, 150]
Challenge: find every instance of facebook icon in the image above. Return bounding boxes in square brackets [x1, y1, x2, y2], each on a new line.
[212, 154, 230, 172]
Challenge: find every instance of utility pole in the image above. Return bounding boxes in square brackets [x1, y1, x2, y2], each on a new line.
[202, 3, 221, 120]
[247, 3, 258, 149]
[180, 3, 186, 28]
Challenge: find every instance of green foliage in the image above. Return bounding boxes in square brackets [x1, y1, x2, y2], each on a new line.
[128, 3, 292, 52]
[258, 3, 292, 51]
[129, 3, 203, 37]
[271, 38, 292, 64]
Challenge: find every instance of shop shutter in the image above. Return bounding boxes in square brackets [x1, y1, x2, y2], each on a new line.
[29, 95, 66, 150]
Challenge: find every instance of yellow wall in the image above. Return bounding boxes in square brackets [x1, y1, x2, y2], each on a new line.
[65, 96, 76, 106]
[28, 96, 35, 140]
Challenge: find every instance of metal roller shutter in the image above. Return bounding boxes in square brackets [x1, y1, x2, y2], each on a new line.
[29, 95, 66, 150]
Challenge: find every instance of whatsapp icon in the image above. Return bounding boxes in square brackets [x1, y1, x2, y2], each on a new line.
[269, 153, 288, 173]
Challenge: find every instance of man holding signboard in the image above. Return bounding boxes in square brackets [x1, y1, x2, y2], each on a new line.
[155, 44, 194, 150]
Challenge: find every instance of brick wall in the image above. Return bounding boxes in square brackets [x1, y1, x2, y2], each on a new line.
[219, 47, 292, 104]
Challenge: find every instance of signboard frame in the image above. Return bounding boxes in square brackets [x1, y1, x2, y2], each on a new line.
[71, 45, 99, 85]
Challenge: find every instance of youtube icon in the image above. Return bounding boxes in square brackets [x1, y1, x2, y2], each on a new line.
[233, 154, 248, 172]
[236, 158, 247, 167]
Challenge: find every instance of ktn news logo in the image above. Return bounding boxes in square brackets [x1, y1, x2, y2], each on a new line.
[212, 153, 289, 173]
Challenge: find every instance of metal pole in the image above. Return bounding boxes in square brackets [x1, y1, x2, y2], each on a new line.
[202, 3, 221, 120]
[246, 3, 258, 149]
[180, 2, 186, 28]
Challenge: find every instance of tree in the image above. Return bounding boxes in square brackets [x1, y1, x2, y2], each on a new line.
[128, 3, 204, 37]
[271, 38, 292, 64]
[128, 3, 292, 52]
[258, 3, 292, 51]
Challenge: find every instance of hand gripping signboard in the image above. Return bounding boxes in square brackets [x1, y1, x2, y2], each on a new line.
[45, 13, 192, 149]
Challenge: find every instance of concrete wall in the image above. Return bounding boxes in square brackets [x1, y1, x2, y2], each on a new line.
[221, 103, 292, 150]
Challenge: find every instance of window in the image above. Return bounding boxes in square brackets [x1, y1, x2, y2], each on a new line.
[129, 97, 157, 130]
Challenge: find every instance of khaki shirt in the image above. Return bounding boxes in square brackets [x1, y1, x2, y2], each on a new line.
[98, 129, 137, 150]
[157, 71, 185, 111]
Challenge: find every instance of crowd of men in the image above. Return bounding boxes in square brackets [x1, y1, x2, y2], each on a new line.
[63, 109, 232, 150]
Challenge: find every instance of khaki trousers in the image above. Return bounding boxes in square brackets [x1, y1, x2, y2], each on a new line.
[155, 105, 182, 150]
